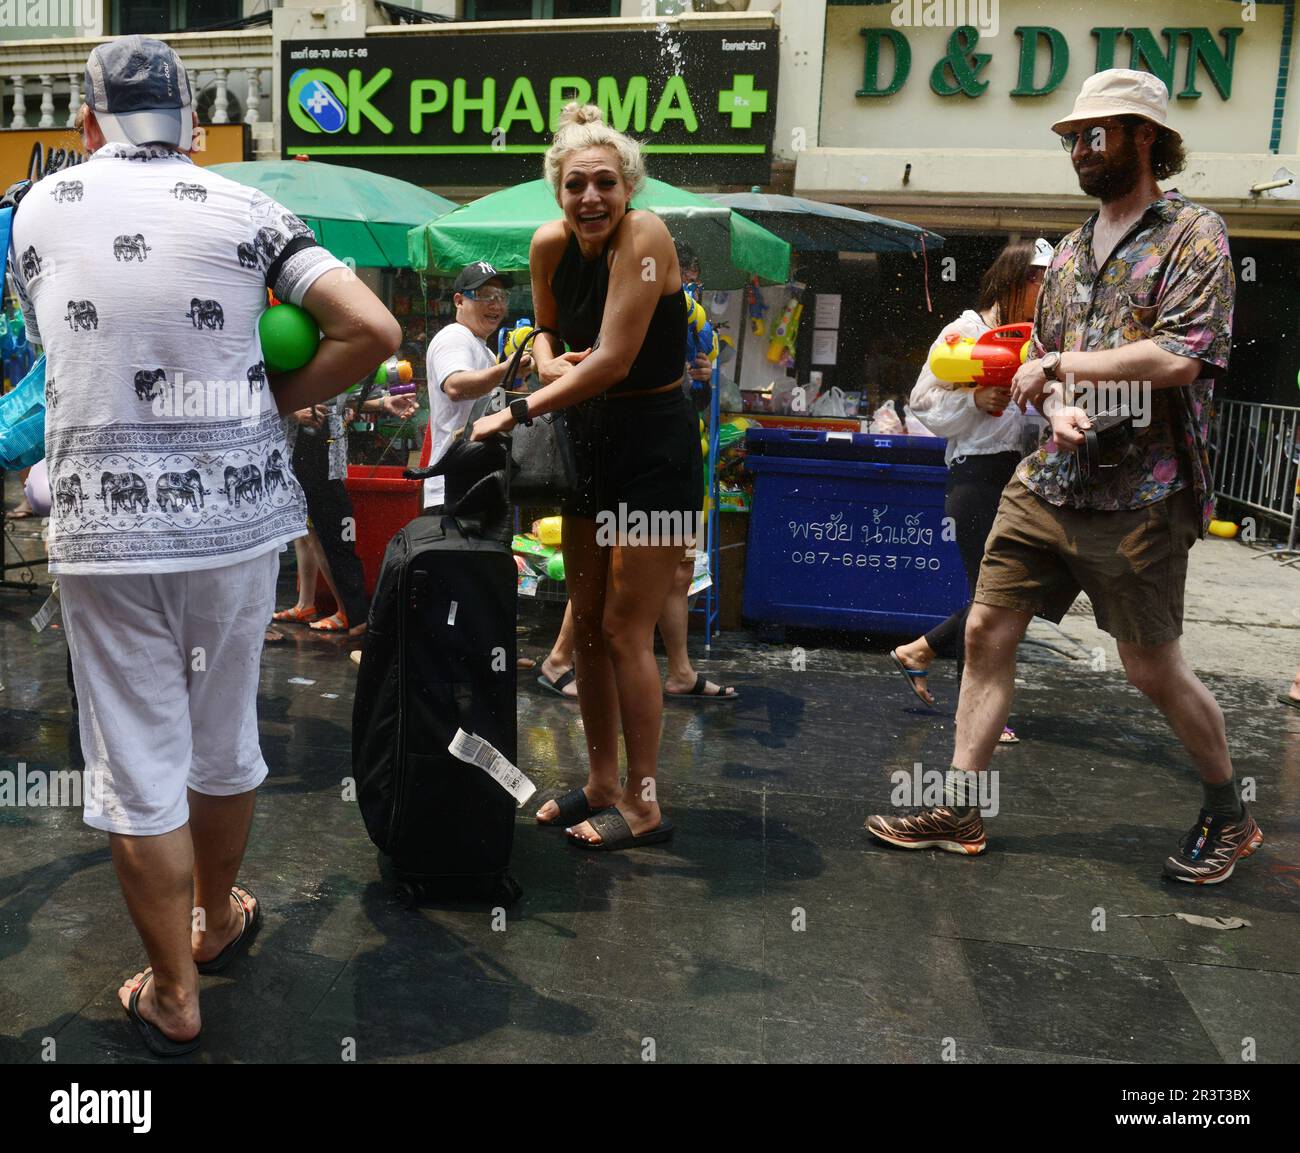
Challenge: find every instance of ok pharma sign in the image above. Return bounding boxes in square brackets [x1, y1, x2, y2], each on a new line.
[280, 31, 778, 187]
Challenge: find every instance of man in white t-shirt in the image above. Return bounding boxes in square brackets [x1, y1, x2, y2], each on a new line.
[6, 37, 400, 1057]
[423, 262, 531, 509]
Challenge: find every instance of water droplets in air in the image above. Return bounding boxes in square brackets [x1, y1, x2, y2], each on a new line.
[654, 20, 686, 78]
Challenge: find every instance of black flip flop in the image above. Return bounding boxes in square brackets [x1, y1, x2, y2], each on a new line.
[537, 668, 578, 698]
[665, 673, 738, 702]
[195, 885, 260, 975]
[536, 786, 612, 827]
[1279, 694, 1300, 710]
[889, 649, 936, 708]
[567, 807, 674, 851]
[124, 970, 201, 1058]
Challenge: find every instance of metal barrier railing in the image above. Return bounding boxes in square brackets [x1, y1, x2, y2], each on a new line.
[1211, 400, 1299, 552]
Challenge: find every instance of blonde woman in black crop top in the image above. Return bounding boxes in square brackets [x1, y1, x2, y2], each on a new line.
[471, 104, 696, 851]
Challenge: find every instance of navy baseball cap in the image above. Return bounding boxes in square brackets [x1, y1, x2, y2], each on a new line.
[452, 261, 513, 294]
[84, 36, 194, 150]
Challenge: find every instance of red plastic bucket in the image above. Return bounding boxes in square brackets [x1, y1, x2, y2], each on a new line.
[344, 464, 423, 595]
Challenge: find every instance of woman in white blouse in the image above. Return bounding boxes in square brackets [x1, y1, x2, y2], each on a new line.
[889, 238, 1052, 742]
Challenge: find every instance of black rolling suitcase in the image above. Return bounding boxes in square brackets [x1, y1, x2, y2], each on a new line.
[352, 432, 524, 906]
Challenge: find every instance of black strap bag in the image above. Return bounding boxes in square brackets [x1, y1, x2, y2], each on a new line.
[492, 325, 579, 504]
[407, 325, 579, 505]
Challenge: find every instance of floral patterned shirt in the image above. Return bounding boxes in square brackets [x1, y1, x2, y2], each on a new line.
[1018, 190, 1235, 534]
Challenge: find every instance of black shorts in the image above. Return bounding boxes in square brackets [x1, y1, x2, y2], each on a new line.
[561, 388, 701, 541]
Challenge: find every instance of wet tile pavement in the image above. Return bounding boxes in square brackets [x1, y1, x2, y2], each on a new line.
[1, 565, 1298, 1064]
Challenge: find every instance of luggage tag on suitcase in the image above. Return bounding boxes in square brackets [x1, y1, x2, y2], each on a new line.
[449, 728, 537, 806]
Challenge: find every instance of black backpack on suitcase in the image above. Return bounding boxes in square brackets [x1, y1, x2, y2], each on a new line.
[352, 432, 523, 905]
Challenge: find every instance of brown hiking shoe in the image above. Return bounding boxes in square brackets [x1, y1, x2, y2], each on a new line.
[1163, 806, 1263, 885]
[864, 806, 987, 855]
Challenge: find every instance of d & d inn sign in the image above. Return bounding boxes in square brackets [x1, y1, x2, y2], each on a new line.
[280, 31, 778, 186]
[858, 24, 1240, 99]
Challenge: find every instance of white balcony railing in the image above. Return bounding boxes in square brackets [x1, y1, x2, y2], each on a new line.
[0, 28, 273, 135]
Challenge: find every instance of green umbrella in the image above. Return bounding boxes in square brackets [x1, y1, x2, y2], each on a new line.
[408, 178, 791, 288]
[210, 160, 458, 268]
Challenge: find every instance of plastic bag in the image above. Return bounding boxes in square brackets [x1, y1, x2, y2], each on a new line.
[811, 385, 849, 418]
[771, 379, 797, 414]
[868, 400, 905, 435]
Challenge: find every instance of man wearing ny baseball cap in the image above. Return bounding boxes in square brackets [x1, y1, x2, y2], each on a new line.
[7, 35, 400, 1056]
[420, 261, 530, 510]
[867, 70, 1252, 885]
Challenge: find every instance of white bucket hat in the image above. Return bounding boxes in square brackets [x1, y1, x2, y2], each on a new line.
[1051, 68, 1180, 140]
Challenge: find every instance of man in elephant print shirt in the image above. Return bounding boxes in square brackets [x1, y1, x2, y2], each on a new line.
[4, 37, 400, 1056]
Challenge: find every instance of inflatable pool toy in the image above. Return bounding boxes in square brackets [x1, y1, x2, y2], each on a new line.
[259, 302, 320, 374]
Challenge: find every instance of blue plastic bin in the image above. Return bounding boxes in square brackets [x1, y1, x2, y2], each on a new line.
[742, 428, 968, 633]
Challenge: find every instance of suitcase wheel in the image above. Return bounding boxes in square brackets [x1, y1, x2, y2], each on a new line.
[490, 875, 523, 906]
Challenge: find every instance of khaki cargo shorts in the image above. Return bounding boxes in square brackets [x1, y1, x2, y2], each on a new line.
[974, 479, 1200, 648]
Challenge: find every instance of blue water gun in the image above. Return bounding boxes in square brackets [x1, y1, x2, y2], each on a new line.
[683, 284, 718, 397]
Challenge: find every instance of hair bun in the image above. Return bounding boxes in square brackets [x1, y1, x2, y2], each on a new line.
[559, 102, 605, 129]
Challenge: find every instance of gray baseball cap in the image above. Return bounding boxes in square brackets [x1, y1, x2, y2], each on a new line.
[84, 36, 194, 150]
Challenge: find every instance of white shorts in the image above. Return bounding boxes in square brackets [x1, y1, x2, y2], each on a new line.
[59, 549, 279, 836]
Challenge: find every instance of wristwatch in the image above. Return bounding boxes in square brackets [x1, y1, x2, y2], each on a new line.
[1040, 351, 1062, 381]
[509, 396, 533, 427]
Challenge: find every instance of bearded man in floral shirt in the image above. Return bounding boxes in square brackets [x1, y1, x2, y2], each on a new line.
[867, 70, 1256, 885]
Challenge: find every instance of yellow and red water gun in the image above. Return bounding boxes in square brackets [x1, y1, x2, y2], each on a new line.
[928, 323, 1032, 389]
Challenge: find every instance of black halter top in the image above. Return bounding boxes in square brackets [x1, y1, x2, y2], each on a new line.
[550, 227, 687, 395]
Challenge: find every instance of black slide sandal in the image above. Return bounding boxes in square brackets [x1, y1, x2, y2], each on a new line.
[537, 669, 578, 697]
[124, 970, 201, 1058]
[567, 807, 674, 851]
[536, 787, 611, 827]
